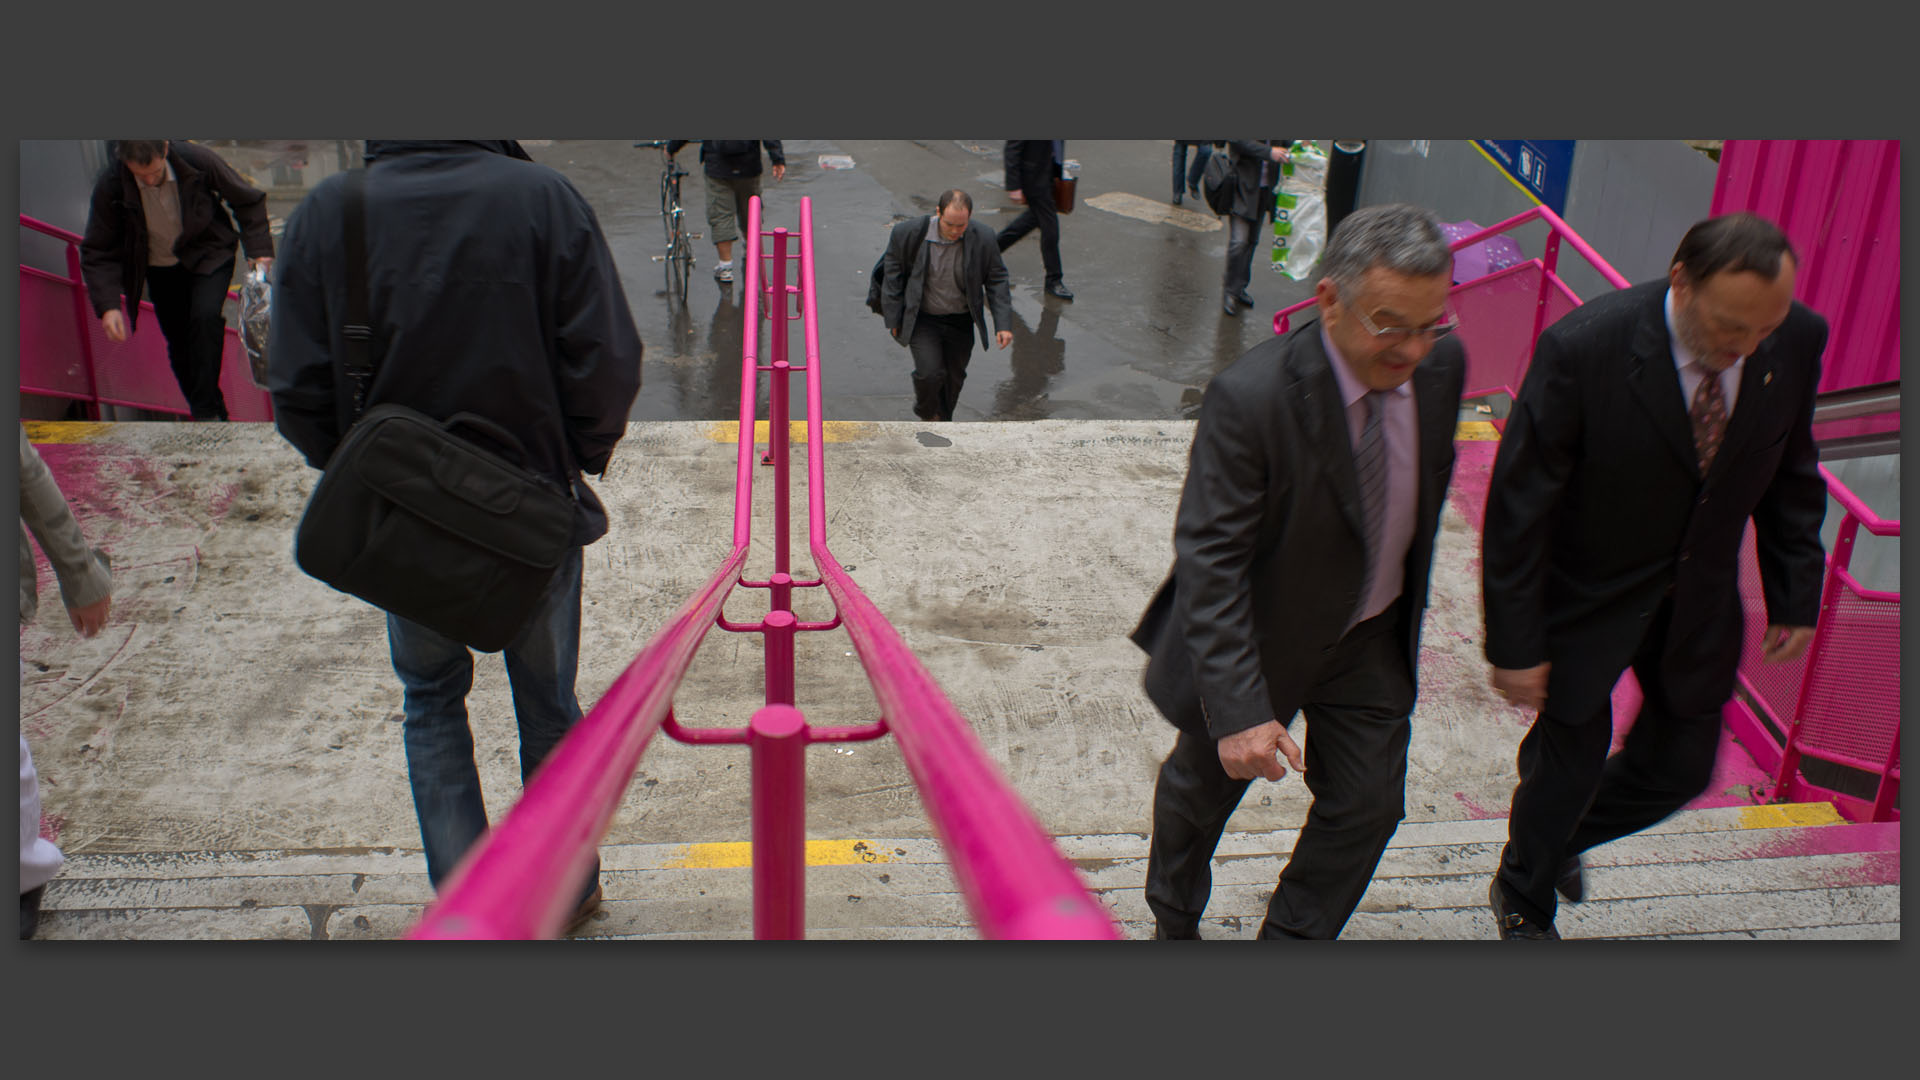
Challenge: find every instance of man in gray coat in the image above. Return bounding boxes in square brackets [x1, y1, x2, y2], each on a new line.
[880, 189, 1015, 421]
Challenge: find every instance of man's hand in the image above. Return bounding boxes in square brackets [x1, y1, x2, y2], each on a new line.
[1491, 662, 1550, 710]
[1270, 144, 1292, 163]
[1761, 624, 1816, 664]
[250, 256, 273, 276]
[1009, 189, 1026, 205]
[67, 597, 110, 638]
[101, 310, 128, 343]
[1217, 719, 1305, 782]
[996, 330, 1012, 349]
[771, 164, 786, 182]
[890, 328, 898, 338]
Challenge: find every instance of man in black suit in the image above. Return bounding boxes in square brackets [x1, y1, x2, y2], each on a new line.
[1221, 140, 1292, 317]
[996, 140, 1073, 301]
[1483, 213, 1828, 940]
[881, 189, 1014, 421]
[1133, 204, 1467, 940]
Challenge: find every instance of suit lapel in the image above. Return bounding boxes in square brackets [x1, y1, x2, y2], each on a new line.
[1285, 329, 1366, 544]
[1624, 294, 1701, 476]
[1410, 351, 1452, 526]
[1705, 338, 1777, 486]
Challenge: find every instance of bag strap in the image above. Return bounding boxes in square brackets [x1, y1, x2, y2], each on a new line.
[342, 167, 374, 421]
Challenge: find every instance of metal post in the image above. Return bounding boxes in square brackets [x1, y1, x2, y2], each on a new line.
[769, 571, 793, 615]
[1531, 231, 1563, 349]
[64, 242, 103, 420]
[750, 703, 808, 940]
[770, 227, 791, 577]
[763, 609, 797, 706]
[1775, 515, 1860, 794]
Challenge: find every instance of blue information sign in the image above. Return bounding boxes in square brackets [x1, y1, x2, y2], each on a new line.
[1473, 140, 1576, 215]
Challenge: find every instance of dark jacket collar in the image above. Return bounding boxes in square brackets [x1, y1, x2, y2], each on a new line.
[363, 140, 534, 163]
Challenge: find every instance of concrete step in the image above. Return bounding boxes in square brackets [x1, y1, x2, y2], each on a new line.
[33, 804, 1896, 941]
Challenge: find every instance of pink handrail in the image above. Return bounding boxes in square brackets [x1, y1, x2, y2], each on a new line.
[409, 193, 1115, 940]
[1817, 464, 1900, 536]
[1270, 204, 1633, 334]
[792, 198, 1117, 939]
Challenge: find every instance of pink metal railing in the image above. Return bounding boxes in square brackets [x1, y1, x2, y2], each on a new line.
[18, 214, 274, 421]
[1723, 469, 1900, 823]
[407, 195, 1117, 940]
[1271, 204, 1630, 425]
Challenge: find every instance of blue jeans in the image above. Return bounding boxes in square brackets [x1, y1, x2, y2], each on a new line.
[387, 546, 598, 906]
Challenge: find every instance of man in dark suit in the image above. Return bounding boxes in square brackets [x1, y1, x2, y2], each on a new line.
[995, 140, 1073, 301]
[881, 189, 1015, 421]
[1132, 204, 1467, 940]
[1221, 140, 1292, 317]
[1483, 213, 1827, 940]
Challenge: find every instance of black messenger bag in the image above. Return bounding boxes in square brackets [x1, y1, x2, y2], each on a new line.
[292, 168, 576, 653]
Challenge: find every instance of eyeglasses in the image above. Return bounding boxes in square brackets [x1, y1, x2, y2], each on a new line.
[1351, 303, 1460, 343]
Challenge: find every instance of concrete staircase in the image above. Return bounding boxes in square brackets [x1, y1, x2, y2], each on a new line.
[33, 803, 1897, 941]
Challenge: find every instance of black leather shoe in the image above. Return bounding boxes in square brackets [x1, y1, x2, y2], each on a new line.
[1154, 920, 1201, 940]
[1490, 879, 1560, 940]
[1171, 191, 1184, 206]
[1554, 856, 1586, 903]
[1045, 280, 1074, 301]
[1231, 291, 1256, 308]
[1188, 183, 1203, 199]
[1222, 295, 1239, 317]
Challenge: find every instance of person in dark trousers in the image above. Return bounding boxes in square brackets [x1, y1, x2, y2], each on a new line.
[80, 140, 275, 420]
[881, 189, 1014, 421]
[664, 140, 785, 283]
[1221, 140, 1292, 317]
[996, 140, 1073, 301]
[266, 140, 643, 935]
[1483, 213, 1827, 940]
[1171, 140, 1218, 205]
[1132, 205, 1466, 940]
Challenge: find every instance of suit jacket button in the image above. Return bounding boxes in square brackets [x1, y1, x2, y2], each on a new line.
[1680, 552, 1691, 562]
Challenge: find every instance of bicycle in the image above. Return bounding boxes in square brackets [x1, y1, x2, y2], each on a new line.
[634, 141, 699, 302]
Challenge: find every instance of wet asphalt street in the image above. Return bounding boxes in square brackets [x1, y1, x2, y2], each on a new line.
[520, 139, 1319, 423]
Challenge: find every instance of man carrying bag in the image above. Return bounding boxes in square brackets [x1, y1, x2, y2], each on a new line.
[267, 140, 643, 930]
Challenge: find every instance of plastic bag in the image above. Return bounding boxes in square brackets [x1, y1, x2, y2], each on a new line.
[1271, 141, 1329, 280]
[240, 263, 271, 388]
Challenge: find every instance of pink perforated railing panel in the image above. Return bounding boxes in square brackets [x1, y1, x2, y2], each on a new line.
[1450, 262, 1544, 399]
[1794, 577, 1901, 768]
[1735, 525, 1809, 727]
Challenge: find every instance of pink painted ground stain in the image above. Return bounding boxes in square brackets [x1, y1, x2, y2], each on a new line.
[1453, 792, 1505, 819]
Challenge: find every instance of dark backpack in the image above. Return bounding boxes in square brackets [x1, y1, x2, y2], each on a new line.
[1201, 150, 1236, 215]
[866, 218, 928, 316]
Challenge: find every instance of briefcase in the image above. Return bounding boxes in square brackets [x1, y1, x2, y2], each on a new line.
[1054, 177, 1076, 214]
[295, 405, 576, 652]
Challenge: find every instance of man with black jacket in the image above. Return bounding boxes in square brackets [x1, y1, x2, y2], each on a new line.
[880, 189, 1014, 421]
[80, 140, 275, 420]
[1221, 140, 1292, 317]
[266, 140, 643, 934]
[1482, 213, 1827, 940]
[996, 140, 1074, 301]
[664, 140, 785, 283]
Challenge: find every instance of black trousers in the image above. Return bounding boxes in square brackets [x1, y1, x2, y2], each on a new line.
[907, 312, 976, 421]
[1224, 206, 1270, 298]
[996, 176, 1063, 285]
[1146, 607, 1413, 939]
[145, 259, 236, 420]
[1173, 141, 1212, 197]
[1497, 598, 1726, 928]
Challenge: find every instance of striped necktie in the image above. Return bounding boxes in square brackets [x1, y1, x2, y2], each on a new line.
[1352, 391, 1386, 625]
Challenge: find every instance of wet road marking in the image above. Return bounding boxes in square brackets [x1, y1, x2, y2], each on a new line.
[1082, 192, 1224, 233]
[1454, 421, 1500, 441]
[1738, 804, 1846, 829]
[662, 839, 897, 869]
[703, 421, 878, 444]
[24, 421, 110, 444]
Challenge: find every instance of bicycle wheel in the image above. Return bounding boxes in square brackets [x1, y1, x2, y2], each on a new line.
[660, 171, 677, 245]
[666, 229, 693, 302]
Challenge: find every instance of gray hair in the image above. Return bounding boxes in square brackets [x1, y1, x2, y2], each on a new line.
[1319, 203, 1451, 300]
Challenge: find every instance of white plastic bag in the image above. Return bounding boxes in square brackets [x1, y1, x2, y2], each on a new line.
[1271, 141, 1329, 280]
[240, 264, 271, 388]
